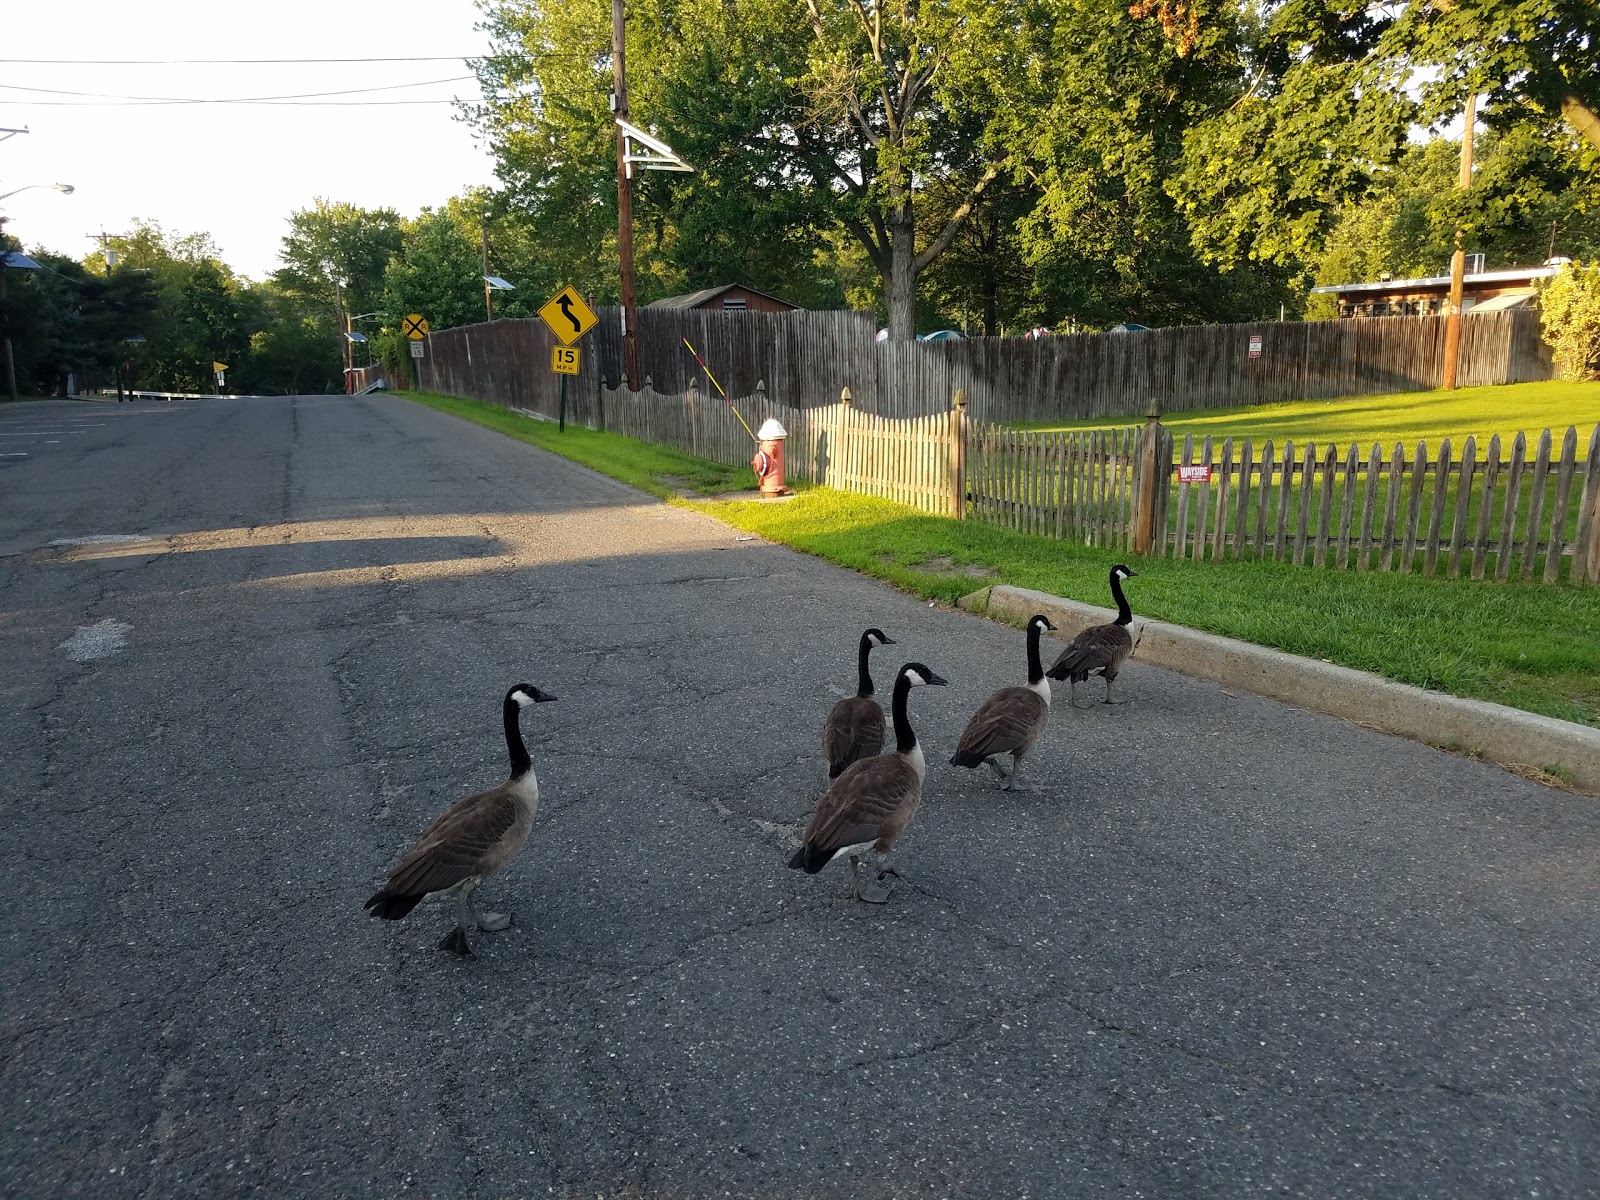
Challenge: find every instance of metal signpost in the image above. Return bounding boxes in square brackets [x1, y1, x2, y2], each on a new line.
[538, 287, 599, 431]
[402, 314, 429, 385]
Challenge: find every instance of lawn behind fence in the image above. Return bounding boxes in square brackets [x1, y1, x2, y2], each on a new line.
[405, 390, 1600, 729]
[1014, 380, 1600, 448]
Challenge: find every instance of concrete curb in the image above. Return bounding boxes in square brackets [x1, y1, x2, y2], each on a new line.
[959, 584, 1600, 798]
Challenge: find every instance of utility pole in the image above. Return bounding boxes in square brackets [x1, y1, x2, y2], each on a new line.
[481, 218, 494, 323]
[1441, 93, 1477, 391]
[1, 256, 17, 404]
[85, 230, 127, 399]
[612, 0, 640, 391]
[334, 280, 351, 394]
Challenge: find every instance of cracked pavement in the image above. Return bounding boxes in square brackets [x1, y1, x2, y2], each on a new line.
[3, 395, 1598, 1199]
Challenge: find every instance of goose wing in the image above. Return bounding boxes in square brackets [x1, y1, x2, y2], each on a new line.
[801, 755, 920, 854]
[381, 789, 521, 899]
[952, 687, 1048, 761]
[1046, 622, 1133, 681]
[822, 696, 886, 777]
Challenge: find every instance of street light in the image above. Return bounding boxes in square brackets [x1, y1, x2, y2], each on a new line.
[0, 182, 75, 203]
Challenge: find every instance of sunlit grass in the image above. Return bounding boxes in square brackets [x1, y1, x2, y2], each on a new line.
[407, 389, 1600, 727]
[1016, 380, 1600, 448]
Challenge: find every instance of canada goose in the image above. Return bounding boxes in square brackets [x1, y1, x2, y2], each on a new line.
[949, 614, 1057, 791]
[365, 683, 558, 956]
[1046, 564, 1138, 707]
[821, 627, 896, 778]
[789, 662, 947, 903]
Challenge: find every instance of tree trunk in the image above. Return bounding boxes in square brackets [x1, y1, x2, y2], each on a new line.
[1562, 91, 1600, 154]
[885, 205, 917, 342]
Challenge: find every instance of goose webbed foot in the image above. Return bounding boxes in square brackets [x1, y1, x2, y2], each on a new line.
[1003, 758, 1030, 792]
[438, 927, 474, 956]
[851, 856, 893, 904]
[477, 911, 513, 932]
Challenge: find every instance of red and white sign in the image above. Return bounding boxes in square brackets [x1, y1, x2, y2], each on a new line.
[1248, 334, 1263, 359]
[1179, 464, 1213, 483]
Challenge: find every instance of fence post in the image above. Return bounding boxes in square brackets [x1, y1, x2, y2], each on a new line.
[950, 389, 968, 518]
[1133, 400, 1163, 555]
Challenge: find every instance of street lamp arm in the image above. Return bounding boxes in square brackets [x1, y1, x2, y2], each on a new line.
[0, 182, 75, 202]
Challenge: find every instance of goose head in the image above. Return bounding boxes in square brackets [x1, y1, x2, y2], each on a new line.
[509, 684, 559, 706]
[1111, 565, 1138, 581]
[1027, 614, 1059, 634]
[900, 663, 948, 687]
[863, 628, 896, 647]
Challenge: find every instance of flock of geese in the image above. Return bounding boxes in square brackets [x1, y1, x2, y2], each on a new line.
[366, 565, 1140, 954]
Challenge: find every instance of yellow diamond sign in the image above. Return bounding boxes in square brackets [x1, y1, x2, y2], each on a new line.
[538, 285, 598, 347]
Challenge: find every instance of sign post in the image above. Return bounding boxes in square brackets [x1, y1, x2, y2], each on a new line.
[402, 314, 429, 388]
[212, 360, 228, 392]
[538, 287, 599, 432]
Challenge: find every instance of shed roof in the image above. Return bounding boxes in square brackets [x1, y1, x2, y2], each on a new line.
[645, 283, 796, 310]
[1309, 265, 1558, 295]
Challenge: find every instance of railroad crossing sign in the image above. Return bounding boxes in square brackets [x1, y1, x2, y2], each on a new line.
[401, 313, 429, 340]
[538, 285, 598, 347]
[551, 346, 580, 376]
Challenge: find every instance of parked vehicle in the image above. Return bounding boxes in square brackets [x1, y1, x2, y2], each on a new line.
[918, 329, 965, 342]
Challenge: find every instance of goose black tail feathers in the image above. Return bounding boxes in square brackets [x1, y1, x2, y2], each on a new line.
[949, 748, 988, 768]
[364, 890, 424, 921]
[787, 844, 832, 874]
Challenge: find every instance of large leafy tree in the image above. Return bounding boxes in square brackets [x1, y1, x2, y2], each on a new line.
[472, 0, 1036, 339]
[274, 199, 405, 325]
[1170, 0, 1600, 273]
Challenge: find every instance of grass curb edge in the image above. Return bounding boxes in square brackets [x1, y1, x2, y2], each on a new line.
[967, 583, 1600, 798]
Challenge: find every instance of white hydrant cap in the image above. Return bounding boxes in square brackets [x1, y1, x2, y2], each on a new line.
[756, 418, 788, 440]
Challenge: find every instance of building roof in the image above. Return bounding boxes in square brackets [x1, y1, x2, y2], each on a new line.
[1309, 265, 1559, 295]
[645, 283, 795, 310]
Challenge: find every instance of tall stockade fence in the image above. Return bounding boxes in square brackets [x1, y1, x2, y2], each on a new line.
[419, 306, 1549, 424]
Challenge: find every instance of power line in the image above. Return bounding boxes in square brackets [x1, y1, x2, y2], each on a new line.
[0, 54, 587, 65]
[0, 97, 499, 107]
[0, 76, 477, 103]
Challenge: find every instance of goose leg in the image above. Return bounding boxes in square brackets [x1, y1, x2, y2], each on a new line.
[985, 758, 1011, 786]
[460, 880, 513, 932]
[1070, 679, 1095, 710]
[851, 854, 892, 904]
[1006, 754, 1030, 792]
[438, 886, 478, 956]
[875, 850, 904, 884]
[1102, 673, 1124, 705]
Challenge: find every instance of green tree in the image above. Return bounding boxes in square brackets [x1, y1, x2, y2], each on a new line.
[1540, 261, 1600, 381]
[274, 199, 404, 327]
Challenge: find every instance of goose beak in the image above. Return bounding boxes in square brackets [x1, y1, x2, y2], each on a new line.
[881, 635, 898, 645]
[925, 672, 948, 686]
[535, 691, 559, 702]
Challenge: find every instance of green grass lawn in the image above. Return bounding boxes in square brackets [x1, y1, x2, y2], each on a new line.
[1016, 380, 1600, 448]
[404, 390, 1600, 729]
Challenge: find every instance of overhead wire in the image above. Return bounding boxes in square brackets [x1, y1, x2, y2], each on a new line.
[0, 77, 479, 103]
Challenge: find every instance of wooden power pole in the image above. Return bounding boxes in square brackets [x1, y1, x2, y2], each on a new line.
[481, 219, 494, 323]
[612, 0, 640, 391]
[1441, 93, 1477, 391]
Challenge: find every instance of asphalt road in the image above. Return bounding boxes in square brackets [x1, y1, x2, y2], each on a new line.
[3, 394, 1598, 1199]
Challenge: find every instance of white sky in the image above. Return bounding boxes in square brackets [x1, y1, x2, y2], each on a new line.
[1, 0, 500, 280]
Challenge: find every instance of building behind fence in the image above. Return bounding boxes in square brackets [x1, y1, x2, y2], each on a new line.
[420, 306, 1550, 424]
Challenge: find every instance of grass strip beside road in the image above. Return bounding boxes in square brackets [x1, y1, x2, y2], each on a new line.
[406, 390, 1600, 729]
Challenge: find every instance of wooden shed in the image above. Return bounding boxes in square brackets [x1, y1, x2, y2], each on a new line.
[645, 284, 799, 313]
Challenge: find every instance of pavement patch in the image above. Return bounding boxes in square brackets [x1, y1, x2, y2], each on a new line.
[59, 618, 133, 662]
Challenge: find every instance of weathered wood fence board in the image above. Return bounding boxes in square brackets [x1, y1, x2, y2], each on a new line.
[419, 307, 1550, 424]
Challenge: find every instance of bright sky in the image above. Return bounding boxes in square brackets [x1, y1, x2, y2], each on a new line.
[1, 0, 500, 280]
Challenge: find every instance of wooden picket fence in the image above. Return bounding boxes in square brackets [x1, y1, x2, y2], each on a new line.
[595, 381, 962, 516]
[967, 421, 1600, 585]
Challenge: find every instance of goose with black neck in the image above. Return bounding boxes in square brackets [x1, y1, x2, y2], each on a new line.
[364, 683, 558, 956]
[1046, 564, 1138, 707]
[790, 661, 948, 903]
[950, 613, 1057, 792]
[821, 627, 896, 779]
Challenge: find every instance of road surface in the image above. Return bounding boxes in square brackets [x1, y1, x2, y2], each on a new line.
[3, 395, 1597, 1198]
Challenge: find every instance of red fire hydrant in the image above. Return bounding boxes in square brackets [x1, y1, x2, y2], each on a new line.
[752, 418, 789, 496]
